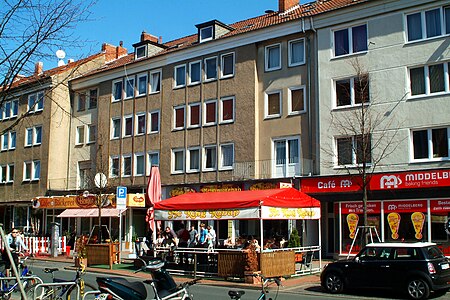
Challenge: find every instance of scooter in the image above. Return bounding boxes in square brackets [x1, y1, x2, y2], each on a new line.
[95, 259, 199, 300]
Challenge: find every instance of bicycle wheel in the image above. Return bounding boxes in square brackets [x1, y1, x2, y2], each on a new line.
[65, 282, 96, 300]
[24, 278, 45, 300]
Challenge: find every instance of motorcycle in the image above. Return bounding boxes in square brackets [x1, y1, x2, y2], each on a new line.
[95, 259, 200, 300]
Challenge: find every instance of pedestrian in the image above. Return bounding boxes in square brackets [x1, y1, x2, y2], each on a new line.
[2, 228, 28, 277]
[207, 225, 216, 247]
[188, 225, 198, 248]
[197, 223, 208, 247]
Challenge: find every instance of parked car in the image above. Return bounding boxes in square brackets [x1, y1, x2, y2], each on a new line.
[321, 242, 450, 300]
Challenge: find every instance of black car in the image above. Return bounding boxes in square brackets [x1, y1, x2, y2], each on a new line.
[321, 242, 450, 300]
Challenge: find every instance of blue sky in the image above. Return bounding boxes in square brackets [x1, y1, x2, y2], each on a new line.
[46, 0, 305, 69]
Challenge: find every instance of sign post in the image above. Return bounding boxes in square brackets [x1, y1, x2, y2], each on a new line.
[117, 186, 127, 262]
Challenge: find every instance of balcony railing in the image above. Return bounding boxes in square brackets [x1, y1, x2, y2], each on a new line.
[232, 158, 313, 180]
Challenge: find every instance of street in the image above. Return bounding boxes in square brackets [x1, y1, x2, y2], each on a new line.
[15, 259, 448, 300]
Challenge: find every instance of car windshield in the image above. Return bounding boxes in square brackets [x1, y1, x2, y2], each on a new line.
[424, 246, 445, 259]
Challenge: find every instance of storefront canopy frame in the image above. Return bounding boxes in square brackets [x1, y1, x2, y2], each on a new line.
[57, 208, 126, 218]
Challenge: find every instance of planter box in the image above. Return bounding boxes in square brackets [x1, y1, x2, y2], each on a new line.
[85, 243, 120, 269]
[74, 257, 87, 268]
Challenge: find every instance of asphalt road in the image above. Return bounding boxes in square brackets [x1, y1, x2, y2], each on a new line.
[8, 259, 450, 300]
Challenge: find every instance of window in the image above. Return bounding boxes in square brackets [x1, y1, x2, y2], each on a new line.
[149, 111, 160, 133]
[1, 100, 18, 120]
[136, 45, 146, 59]
[205, 57, 217, 81]
[288, 38, 305, 66]
[200, 26, 213, 43]
[23, 160, 40, 181]
[406, 7, 450, 42]
[336, 135, 372, 166]
[4, 102, 10, 119]
[77, 93, 86, 111]
[220, 97, 234, 123]
[187, 147, 200, 172]
[78, 161, 91, 189]
[172, 149, 185, 173]
[188, 103, 201, 128]
[110, 156, 120, 177]
[335, 76, 370, 107]
[1, 133, 7, 151]
[334, 24, 367, 57]
[76, 126, 85, 145]
[189, 61, 201, 84]
[221, 53, 235, 78]
[204, 100, 217, 126]
[125, 78, 135, 99]
[89, 89, 98, 109]
[265, 44, 281, 71]
[1, 132, 16, 151]
[409, 63, 449, 97]
[135, 153, 145, 176]
[123, 115, 133, 137]
[203, 145, 217, 171]
[147, 151, 159, 173]
[174, 106, 185, 130]
[174, 65, 186, 88]
[122, 155, 132, 177]
[288, 86, 306, 114]
[112, 80, 123, 101]
[150, 70, 161, 93]
[137, 74, 148, 96]
[6, 164, 14, 183]
[9, 132, 16, 150]
[0, 165, 6, 183]
[412, 127, 449, 161]
[27, 92, 44, 112]
[220, 143, 234, 169]
[87, 125, 96, 143]
[11, 100, 18, 117]
[136, 113, 146, 135]
[265, 91, 282, 118]
[273, 137, 300, 177]
[111, 118, 121, 139]
[25, 126, 42, 146]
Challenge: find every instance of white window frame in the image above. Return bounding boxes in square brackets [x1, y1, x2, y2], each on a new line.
[1, 100, 18, 120]
[288, 86, 306, 115]
[76, 125, 85, 145]
[219, 143, 234, 170]
[203, 99, 217, 126]
[333, 76, 370, 108]
[111, 117, 121, 139]
[265, 90, 282, 119]
[87, 124, 96, 144]
[220, 52, 235, 78]
[334, 135, 372, 167]
[173, 105, 185, 130]
[189, 60, 202, 85]
[172, 148, 185, 174]
[110, 156, 120, 178]
[204, 56, 218, 81]
[187, 147, 201, 173]
[410, 127, 450, 162]
[122, 154, 132, 177]
[265, 43, 281, 72]
[405, 6, 450, 43]
[6, 164, 14, 183]
[1, 132, 15, 151]
[188, 103, 201, 128]
[408, 62, 450, 98]
[332, 23, 368, 57]
[123, 115, 133, 137]
[288, 38, 305, 67]
[137, 73, 148, 96]
[134, 153, 145, 176]
[147, 151, 160, 175]
[136, 112, 146, 136]
[112, 79, 123, 102]
[23, 160, 40, 181]
[150, 70, 162, 94]
[200, 26, 213, 43]
[0, 165, 6, 183]
[27, 91, 44, 113]
[174, 64, 186, 88]
[272, 136, 301, 178]
[77, 92, 86, 111]
[124, 77, 135, 99]
[25, 126, 42, 147]
[149, 110, 160, 134]
[219, 96, 235, 124]
[135, 45, 147, 59]
[203, 145, 217, 172]
[1, 133, 7, 151]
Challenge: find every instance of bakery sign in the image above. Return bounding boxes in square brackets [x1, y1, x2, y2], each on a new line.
[301, 169, 450, 193]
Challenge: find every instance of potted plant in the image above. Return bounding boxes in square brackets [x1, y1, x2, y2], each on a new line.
[288, 228, 302, 262]
[74, 235, 88, 267]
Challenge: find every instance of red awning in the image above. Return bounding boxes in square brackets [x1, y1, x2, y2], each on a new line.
[154, 188, 320, 210]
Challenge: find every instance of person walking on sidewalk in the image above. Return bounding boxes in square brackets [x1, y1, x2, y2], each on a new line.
[2, 228, 28, 277]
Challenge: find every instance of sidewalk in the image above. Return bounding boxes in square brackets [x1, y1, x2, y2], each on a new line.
[30, 254, 322, 291]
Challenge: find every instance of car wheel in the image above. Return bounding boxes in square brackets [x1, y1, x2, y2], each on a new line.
[407, 278, 430, 300]
[323, 272, 344, 294]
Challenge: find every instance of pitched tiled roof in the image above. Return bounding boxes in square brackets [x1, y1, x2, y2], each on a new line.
[82, 0, 369, 77]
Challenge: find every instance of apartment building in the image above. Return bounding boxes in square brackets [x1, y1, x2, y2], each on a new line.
[298, 0, 450, 257]
[0, 44, 126, 233]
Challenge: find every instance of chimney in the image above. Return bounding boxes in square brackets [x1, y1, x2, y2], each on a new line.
[140, 31, 158, 43]
[34, 62, 43, 75]
[279, 0, 299, 12]
[102, 42, 128, 62]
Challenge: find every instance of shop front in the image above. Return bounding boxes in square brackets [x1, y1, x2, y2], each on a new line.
[301, 169, 450, 257]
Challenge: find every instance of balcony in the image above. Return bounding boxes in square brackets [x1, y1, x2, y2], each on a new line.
[232, 158, 313, 180]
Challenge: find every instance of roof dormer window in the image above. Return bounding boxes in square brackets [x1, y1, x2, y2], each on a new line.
[200, 26, 213, 43]
[135, 45, 147, 59]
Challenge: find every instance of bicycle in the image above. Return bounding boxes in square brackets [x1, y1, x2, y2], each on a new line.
[36, 263, 96, 300]
[0, 254, 42, 300]
[228, 273, 282, 300]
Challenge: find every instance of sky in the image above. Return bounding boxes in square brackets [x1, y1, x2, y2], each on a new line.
[45, 0, 305, 70]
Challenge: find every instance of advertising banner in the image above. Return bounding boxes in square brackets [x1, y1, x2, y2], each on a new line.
[155, 207, 259, 220]
[260, 206, 321, 220]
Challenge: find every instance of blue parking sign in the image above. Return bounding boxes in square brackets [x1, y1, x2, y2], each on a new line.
[116, 186, 127, 210]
